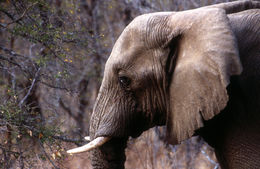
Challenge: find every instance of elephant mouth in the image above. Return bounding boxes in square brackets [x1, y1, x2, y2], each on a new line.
[67, 136, 112, 154]
[66, 125, 145, 154]
[66, 104, 152, 154]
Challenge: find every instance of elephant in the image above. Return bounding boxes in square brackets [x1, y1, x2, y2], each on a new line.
[67, 1, 260, 169]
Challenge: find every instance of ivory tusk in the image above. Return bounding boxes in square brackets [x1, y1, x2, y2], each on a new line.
[84, 136, 90, 141]
[67, 136, 111, 154]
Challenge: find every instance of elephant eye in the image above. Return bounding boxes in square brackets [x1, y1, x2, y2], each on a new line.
[119, 76, 131, 88]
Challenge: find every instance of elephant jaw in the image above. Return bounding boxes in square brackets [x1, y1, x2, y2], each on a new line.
[67, 136, 111, 154]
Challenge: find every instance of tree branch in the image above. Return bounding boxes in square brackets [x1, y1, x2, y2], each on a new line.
[59, 98, 76, 119]
[0, 54, 23, 69]
[40, 81, 72, 92]
[0, 7, 15, 20]
[19, 68, 41, 107]
[0, 46, 25, 58]
[6, 2, 38, 27]
[38, 141, 59, 169]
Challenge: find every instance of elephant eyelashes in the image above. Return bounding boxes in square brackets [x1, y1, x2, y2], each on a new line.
[119, 76, 131, 88]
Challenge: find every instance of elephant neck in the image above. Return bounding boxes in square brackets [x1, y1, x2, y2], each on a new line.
[91, 138, 128, 169]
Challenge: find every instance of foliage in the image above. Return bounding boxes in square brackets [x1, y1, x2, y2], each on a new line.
[0, 0, 93, 168]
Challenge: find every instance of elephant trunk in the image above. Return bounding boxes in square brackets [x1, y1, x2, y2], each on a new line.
[90, 137, 128, 169]
[89, 87, 129, 169]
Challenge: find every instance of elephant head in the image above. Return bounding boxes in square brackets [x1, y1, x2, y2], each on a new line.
[67, 1, 260, 169]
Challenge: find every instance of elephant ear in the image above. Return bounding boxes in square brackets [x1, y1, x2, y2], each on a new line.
[164, 8, 242, 144]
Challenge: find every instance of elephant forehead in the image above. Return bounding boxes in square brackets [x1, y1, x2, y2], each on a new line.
[110, 12, 169, 54]
[106, 41, 153, 72]
[105, 12, 172, 72]
[106, 25, 147, 68]
[116, 22, 147, 51]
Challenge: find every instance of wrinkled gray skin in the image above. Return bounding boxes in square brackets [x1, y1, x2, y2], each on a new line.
[89, 1, 260, 169]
